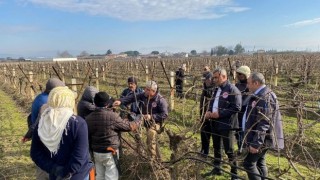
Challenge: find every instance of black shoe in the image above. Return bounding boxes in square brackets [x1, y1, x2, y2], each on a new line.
[203, 168, 222, 176]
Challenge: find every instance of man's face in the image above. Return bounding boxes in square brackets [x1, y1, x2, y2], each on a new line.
[247, 77, 259, 92]
[128, 82, 137, 91]
[212, 72, 227, 86]
[204, 78, 213, 87]
[236, 72, 247, 81]
[144, 87, 156, 98]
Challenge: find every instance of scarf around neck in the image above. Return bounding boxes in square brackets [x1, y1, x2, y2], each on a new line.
[38, 106, 73, 155]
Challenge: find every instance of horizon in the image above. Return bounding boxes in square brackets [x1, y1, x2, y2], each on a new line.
[1, 0, 320, 58]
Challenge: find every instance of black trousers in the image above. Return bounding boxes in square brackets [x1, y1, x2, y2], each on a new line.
[212, 129, 237, 174]
[200, 120, 213, 155]
[175, 80, 183, 98]
[243, 148, 268, 180]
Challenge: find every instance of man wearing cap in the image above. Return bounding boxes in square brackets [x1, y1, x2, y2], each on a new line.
[86, 92, 142, 180]
[204, 68, 241, 179]
[113, 80, 168, 160]
[235, 65, 251, 151]
[23, 78, 65, 180]
[120, 77, 144, 119]
[199, 70, 215, 156]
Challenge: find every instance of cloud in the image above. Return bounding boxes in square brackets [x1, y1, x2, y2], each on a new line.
[0, 25, 39, 34]
[285, 17, 320, 27]
[22, 0, 249, 21]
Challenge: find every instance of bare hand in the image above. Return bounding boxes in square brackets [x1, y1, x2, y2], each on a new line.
[143, 114, 151, 121]
[249, 146, 259, 154]
[204, 112, 211, 119]
[211, 111, 219, 119]
[21, 137, 31, 143]
[113, 100, 121, 106]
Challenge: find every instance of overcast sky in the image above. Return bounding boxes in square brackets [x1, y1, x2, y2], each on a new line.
[1, 0, 320, 58]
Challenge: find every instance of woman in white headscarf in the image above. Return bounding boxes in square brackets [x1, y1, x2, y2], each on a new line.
[31, 86, 93, 180]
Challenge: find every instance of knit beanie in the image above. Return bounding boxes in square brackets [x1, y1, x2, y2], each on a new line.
[48, 86, 75, 109]
[94, 92, 111, 107]
[45, 78, 65, 94]
[236, 66, 251, 79]
[128, 77, 137, 85]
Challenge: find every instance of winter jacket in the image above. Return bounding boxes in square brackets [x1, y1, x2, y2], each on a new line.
[85, 108, 141, 152]
[208, 81, 242, 130]
[120, 92, 168, 124]
[244, 86, 284, 150]
[77, 86, 98, 119]
[235, 81, 249, 127]
[31, 92, 48, 124]
[31, 115, 93, 180]
[200, 82, 215, 118]
[120, 87, 144, 114]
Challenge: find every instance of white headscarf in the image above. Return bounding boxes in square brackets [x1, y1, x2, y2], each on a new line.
[38, 86, 75, 155]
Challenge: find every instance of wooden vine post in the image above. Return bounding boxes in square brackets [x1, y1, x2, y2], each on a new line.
[4, 67, 7, 83]
[12, 68, 16, 89]
[170, 71, 175, 110]
[145, 65, 149, 82]
[42, 66, 46, 80]
[28, 71, 35, 100]
[95, 68, 99, 91]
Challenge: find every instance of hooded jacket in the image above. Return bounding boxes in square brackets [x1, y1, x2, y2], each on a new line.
[77, 86, 98, 119]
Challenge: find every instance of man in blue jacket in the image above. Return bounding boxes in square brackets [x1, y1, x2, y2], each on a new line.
[114, 80, 168, 160]
[242, 72, 284, 180]
[120, 77, 144, 120]
[204, 68, 241, 179]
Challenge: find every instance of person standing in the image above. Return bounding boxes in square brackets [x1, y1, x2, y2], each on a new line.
[199, 70, 215, 156]
[175, 65, 185, 98]
[235, 65, 251, 151]
[243, 72, 284, 180]
[31, 86, 93, 180]
[22, 78, 65, 180]
[204, 68, 241, 179]
[77, 86, 99, 119]
[86, 92, 142, 180]
[113, 80, 168, 160]
[120, 77, 144, 119]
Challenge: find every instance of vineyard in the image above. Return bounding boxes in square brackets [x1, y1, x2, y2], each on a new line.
[1, 53, 320, 179]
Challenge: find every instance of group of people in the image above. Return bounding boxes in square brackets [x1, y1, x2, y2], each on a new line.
[23, 63, 284, 180]
[199, 65, 284, 180]
[24, 77, 168, 180]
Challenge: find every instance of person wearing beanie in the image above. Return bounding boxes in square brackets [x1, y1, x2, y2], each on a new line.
[77, 86, 99, 119]
[31, 86, 93, 180]
[235, 65, 251, 152]
[200, 70, 215, 156]
[120, 76, 144, 118]
[86, 91, 142, 180]
[113, 80, 168, 161]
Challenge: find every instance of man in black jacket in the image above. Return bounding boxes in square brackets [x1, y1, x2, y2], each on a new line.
[204, 68, 241, 179]
[242, 72, 284, 180]
[199, 70, 214, 156]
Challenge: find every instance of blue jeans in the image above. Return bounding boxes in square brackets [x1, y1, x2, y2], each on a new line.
[243, 148, 268, 180]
